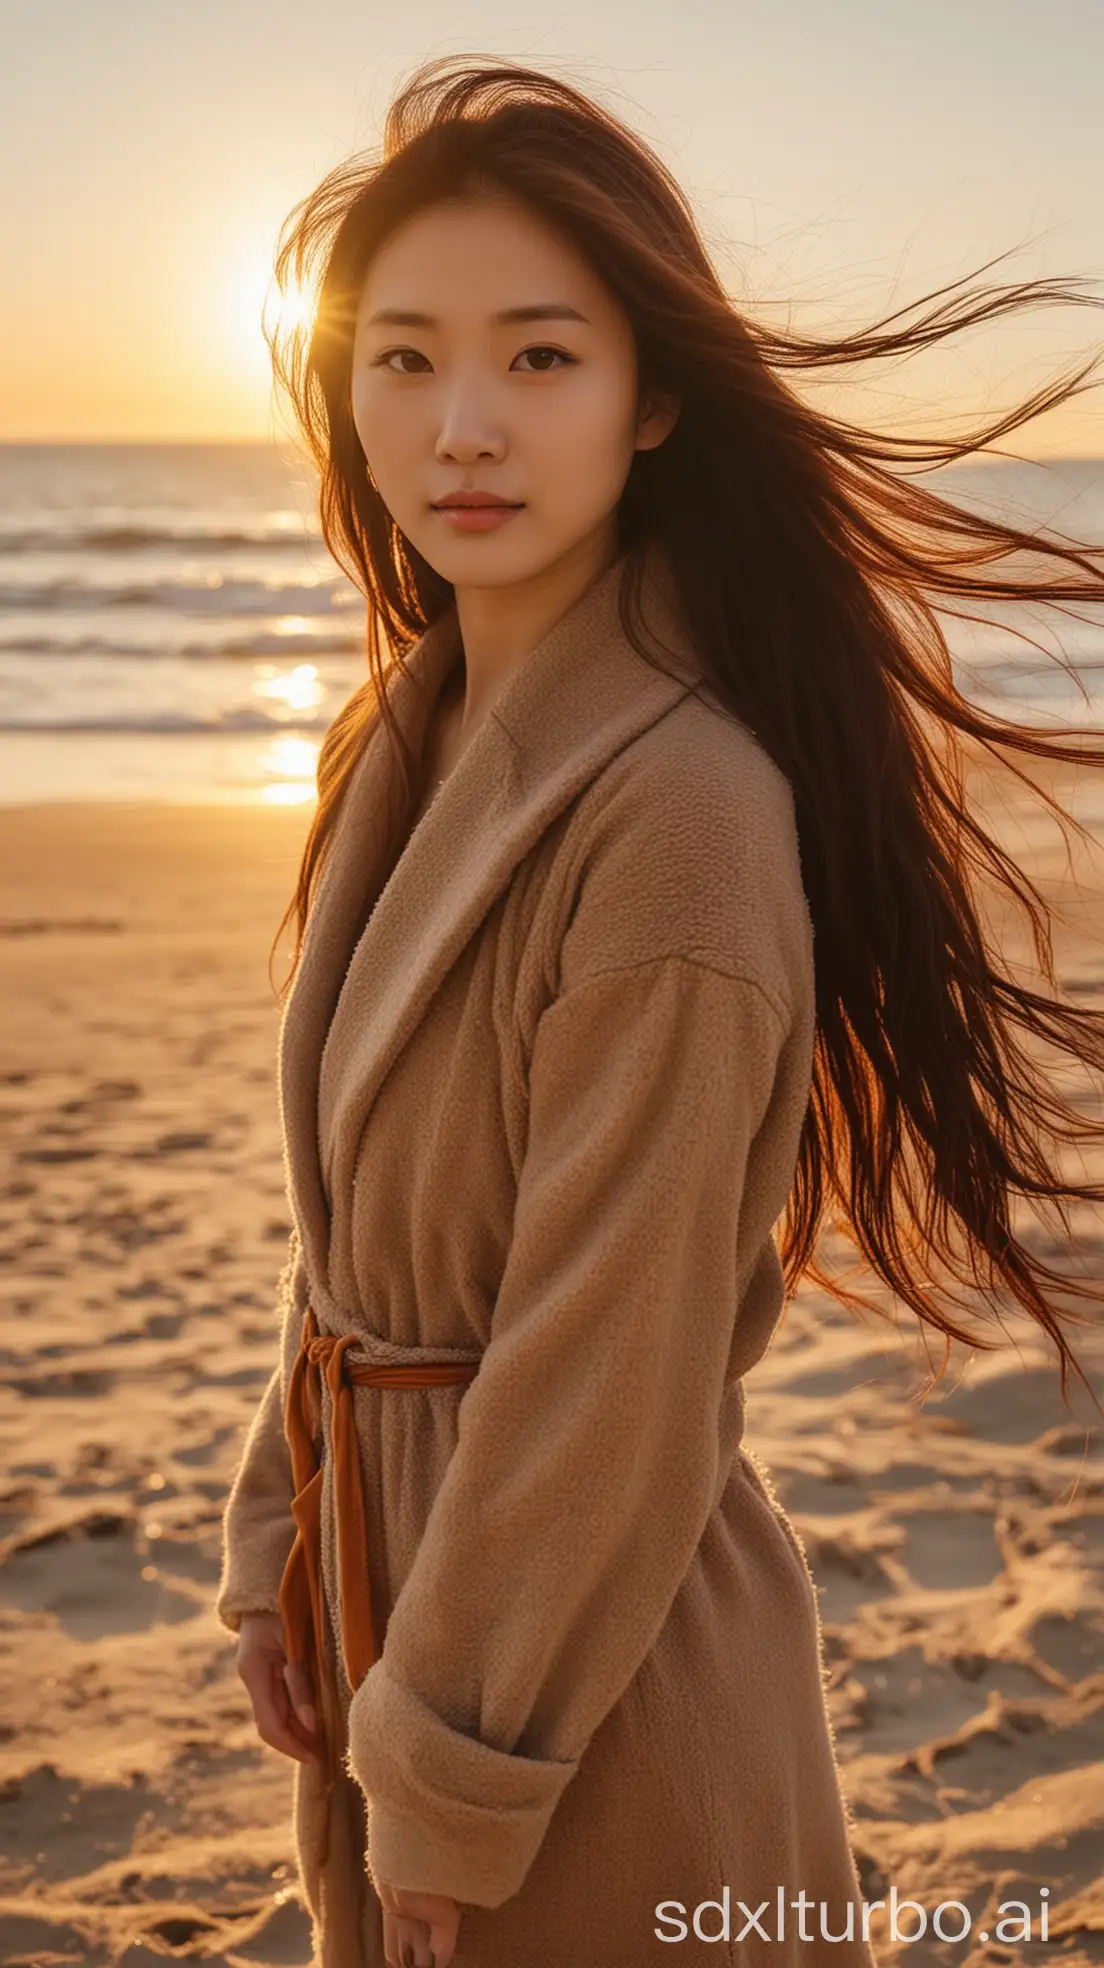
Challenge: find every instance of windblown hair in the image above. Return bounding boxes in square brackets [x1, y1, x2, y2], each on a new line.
[264, 54, 1104, 1411]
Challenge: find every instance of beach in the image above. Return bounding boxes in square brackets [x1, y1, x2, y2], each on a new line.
[0, 801, 314, 1965]
[0, 741, 1101, 1968]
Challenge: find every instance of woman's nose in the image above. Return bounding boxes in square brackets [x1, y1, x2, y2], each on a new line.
[434, 389, 507, 462]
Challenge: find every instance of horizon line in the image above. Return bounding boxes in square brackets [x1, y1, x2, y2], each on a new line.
[0, 436, 1101, 469]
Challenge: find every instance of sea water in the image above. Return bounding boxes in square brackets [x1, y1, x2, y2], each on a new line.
[0, 442, 1101, 806]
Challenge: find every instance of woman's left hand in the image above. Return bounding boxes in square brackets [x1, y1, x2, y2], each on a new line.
[377, 1878, 462, 1968]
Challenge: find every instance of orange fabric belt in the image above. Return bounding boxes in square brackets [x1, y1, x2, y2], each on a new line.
[277, 1302, 479, 1778]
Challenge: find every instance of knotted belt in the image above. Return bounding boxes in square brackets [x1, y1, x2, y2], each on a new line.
[277, 1302, 479, 1790]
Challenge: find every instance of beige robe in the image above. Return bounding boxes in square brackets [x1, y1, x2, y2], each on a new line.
[216, 542, 877, 1966]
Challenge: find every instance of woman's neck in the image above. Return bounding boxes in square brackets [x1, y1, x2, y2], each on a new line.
[448, 525, 621, 739]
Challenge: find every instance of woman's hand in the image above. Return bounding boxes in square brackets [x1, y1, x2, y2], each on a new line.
[236, 1610, 320, 1765]
[377, 1879, 462, 1968]
[236, 1621, 462, 1960]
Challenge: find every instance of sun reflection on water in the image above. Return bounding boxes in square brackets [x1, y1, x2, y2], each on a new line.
[258, 732, 319, 805]
[252, 660, 325, 712]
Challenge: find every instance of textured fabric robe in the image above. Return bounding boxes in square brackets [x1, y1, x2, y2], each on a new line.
[216, 541, 877, 1967]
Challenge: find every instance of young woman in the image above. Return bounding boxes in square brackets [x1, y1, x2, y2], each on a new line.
[216, 56, 1104, 1968]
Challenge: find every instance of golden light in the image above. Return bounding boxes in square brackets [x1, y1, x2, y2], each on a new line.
[263, 274, 317, 341]
[228, 235, 319, 387]
[253, 661, 325, 712]
[263, 781, 318, 807]
[259, 733, 320, 806]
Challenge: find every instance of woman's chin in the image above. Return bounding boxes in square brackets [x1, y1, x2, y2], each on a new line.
[417, 532, 573, 592]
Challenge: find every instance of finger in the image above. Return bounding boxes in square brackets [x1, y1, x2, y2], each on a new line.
[251, 1659, 319, 1765]
[270, 1659, 317, 1744]
[382, 1908, 402, 1968]
[427, 1913, 458, 1966]
[428, 1918, 457, 1967]
[254, 1709, 316, 1762]
[385, 1891, 459, 1968]
[283, 1658, 318, 1735]
[397, 1924, 432, 1968]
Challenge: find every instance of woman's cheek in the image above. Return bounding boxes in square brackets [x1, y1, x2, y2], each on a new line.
[537, 390, 637, 495]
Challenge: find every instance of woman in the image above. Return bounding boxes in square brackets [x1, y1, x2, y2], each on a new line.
[216, 56, 1104, 1968]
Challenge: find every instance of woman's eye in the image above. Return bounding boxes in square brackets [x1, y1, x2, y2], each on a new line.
[374, 348, 431, 374]
[371, 345, 575, 375]
[512, 346, 575, 373]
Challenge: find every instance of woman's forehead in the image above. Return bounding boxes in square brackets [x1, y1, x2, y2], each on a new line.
[356, 199, 606, 317]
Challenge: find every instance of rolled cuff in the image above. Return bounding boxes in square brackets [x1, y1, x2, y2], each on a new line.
[349, 1659, 579, 1908]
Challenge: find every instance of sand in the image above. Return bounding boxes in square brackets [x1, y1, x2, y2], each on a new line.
[1, 748, 1102, 1968]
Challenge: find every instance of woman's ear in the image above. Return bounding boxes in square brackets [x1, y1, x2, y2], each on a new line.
[634, 387, 682, 453]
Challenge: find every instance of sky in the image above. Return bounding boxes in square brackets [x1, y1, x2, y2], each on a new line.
[2, 0, 1102, 453]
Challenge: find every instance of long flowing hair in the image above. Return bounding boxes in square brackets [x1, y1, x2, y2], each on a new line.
[263, 54, 1104, 1410]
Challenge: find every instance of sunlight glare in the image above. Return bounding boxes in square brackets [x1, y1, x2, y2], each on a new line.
[229, 236, 319, 385]
[258, 732, 320, 806]
[252, 662, 324, 712]
[262, 780, 318, 806]
[269, 733, 320, 777]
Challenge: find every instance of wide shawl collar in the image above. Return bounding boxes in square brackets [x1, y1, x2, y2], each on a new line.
[278, 538, 706, 1325]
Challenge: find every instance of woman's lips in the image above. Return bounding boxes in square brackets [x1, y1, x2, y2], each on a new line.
[432, 502, 525, 533]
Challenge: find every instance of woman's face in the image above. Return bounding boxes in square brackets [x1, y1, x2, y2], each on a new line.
[350, 192, 678, 589]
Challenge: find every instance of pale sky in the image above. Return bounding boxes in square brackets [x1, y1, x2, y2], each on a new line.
[2, 0, 1102, 452]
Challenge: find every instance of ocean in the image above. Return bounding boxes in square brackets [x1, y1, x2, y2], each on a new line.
[0, 442, 1101, 806]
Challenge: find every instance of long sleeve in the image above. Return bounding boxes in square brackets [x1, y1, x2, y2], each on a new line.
[215, 1230, 304, 1634]
[345, 951, 792, 1908]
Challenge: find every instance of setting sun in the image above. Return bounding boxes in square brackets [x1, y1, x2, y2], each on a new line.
[226, 235, 319, 391]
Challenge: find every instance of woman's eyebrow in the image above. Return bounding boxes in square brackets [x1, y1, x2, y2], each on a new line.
[363, 302, 590, 328]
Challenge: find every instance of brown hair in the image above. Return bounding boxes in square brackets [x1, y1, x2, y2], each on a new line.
[264, 54, 1104, 1412]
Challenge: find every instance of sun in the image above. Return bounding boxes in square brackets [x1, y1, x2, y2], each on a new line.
[228, 236, 319, 385]
[263, 272, 317, 341]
